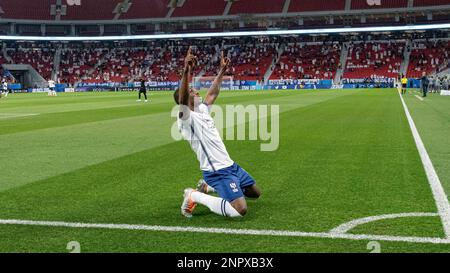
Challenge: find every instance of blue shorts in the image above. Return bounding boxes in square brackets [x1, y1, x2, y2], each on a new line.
[202, 163, 256, 202]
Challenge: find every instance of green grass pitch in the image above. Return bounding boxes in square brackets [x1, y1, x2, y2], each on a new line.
[0, 88, 449, 253]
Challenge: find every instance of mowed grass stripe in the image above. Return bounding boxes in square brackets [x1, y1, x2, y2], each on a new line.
[0, 111, 179, 192]
[0, 90, 355, 135]
[0, 89, 440, 246]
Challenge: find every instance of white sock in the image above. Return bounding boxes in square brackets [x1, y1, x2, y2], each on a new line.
[206, 184, 216, 193]
[191, 191, 241, 217]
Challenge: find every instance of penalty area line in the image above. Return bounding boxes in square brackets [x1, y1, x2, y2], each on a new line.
[0, 219, 450, 245]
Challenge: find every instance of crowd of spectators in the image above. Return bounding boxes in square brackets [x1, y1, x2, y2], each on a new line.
[226, 37, 278, 81]
[407, 40, 450, 78]
[344, 41, 404, 79]
[6, 42, 56, 80]
[271, 42, 340, 80]
[1, 36, 449, 86]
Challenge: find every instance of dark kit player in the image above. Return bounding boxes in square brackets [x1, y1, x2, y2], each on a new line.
[421, 75, 429, 97]
[137, 78, 148, 102]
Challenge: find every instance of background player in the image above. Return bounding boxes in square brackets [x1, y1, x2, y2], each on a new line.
[137, 77, 148, 102]
[175, 48, 261, 218]
[1, 78, 8, 98]
[48, 78, 56, 96]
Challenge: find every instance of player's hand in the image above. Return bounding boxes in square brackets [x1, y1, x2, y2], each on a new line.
[184, 47, 197, 69]
[219, 51, 230, 73]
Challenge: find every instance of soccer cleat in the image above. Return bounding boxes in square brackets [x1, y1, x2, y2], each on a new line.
[144, 100, 148, 102]
[181, 188, 197, 218]
[136, 99, 142, 102]
[196, 179, 209, 193]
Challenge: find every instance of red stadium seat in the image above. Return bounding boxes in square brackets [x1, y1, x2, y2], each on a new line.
[172, 0, 227, 17]
[63, 0, 120, 20]
[414, 0, 450, 6]
[0, 0, 55, 20]
[229, 0, 285, 14]
[0, 0, 445, 21]
[288, 0, 345, 12]
[120, 0, 169, 19]
[351, 0, 408, 9]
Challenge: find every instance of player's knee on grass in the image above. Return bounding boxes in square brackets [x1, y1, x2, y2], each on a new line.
[243, 184, 261, 199]
[231, 198, 248, 216]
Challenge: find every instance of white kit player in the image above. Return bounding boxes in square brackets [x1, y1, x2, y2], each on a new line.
[48, 79, 57, 96]
[174, 47, 261, 218]
[1, 79, 8, 98]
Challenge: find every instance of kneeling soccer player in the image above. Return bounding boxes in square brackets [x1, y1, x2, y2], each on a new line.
[175, 47, 261, 218]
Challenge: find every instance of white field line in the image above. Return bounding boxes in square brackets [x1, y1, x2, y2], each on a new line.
[398, 91, 450, 238]
[330, 212, 438, 234]
[415, 95, 424, 101]
[1, 219, 450, 245]
[0, 113, 39, 119]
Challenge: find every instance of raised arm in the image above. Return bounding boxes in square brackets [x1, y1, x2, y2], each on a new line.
[204, 51, 230, 106]
[179, 47, 196, 106]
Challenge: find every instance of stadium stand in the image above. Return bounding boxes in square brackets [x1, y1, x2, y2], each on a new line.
[288, 0, 345, 12]
[226, 37, 277, 81]
[271, 43, 340, 80]
[407, 40, 450, 78]
[172, 0, 227, 17]
[351, 0, 408, 9]
[229, 0, 285, 14]
[0, 0, 54, 20]
[414, 0, 450, 7]
[0, 0, 447, 24]
[4, 35, 450, 86]
[55, 40, 222, 84]
[120, 0, 169, 19]
[6, 42, 56, 80]
[63, 0, 120, 20]
[343, 41, 404, 80]
[59, 44, 108, 85]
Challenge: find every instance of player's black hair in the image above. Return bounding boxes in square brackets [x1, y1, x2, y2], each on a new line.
[173, 88, 180, 105]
